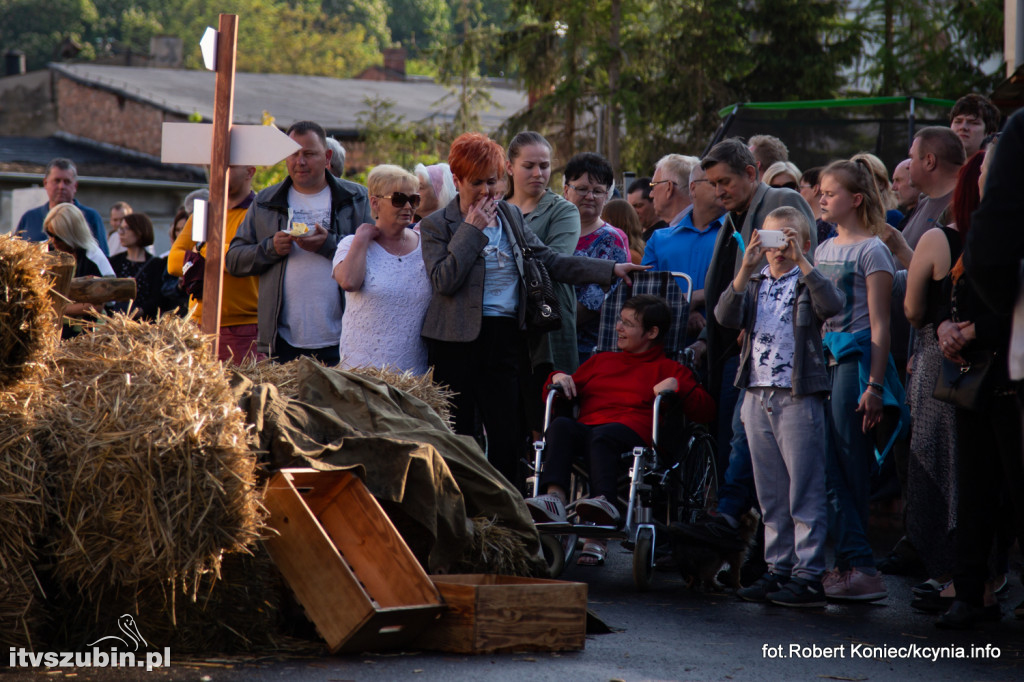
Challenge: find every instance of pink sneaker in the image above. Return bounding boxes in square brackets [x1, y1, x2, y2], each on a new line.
[825, 567, 888, 602]
[822, 568, 846, 590]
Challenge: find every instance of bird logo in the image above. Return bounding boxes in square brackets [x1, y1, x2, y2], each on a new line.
[87, 614, 149, 651]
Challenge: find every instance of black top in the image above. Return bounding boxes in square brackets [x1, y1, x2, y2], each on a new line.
[923, 226, 962, 327]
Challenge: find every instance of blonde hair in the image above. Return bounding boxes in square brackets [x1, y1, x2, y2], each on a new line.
[367, 165, 417, 218]
[763, 161, 802, 187]
[763, 206, 811, 246]
[44, 203, 99, 251]
[850, 152, 897, 212]
[822, 159, 887, 236]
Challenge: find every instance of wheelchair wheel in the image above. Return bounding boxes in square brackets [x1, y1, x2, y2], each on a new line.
[632, 527, 655, 591]
[677, 429, 718, 526]
[540, 532, 578, 578]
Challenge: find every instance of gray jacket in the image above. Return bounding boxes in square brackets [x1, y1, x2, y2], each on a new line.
[714, 268, 844, 396]
[420, 197, 615, 343]
[224, 171, 371, 354]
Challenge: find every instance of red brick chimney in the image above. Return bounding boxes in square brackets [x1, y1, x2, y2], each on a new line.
[383, 48, 406, 80]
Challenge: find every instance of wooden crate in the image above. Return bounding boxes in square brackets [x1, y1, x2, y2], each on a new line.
[414, 574, 587, 654]
[262, 468, 443, 653]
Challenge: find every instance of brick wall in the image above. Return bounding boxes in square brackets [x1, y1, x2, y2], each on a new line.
[55, 77, 183, 157]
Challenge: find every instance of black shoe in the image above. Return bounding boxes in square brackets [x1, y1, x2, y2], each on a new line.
[911, 578, 951, 597]
[672, 513, 745, 552]
[877, 550, 924, 576]
[911, 594, 953, 613]
[737, 572, 788, 603]
[935, 601, 1002, 630]
[768, 577, 826, 608]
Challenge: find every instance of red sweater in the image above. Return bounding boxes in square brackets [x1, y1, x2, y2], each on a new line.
[546, 346, 716, 444]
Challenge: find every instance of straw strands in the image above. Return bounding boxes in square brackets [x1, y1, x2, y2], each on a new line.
[0, 235, 59, 388]
[449, 516, 536, 577]
[38, 313, 266, 602]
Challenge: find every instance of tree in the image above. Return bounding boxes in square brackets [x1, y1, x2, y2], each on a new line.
[387, 0, 451, 54]
[356, 95, 447, 168]
[0, 0, 99, 70]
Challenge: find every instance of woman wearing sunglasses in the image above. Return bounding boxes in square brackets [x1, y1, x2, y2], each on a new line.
[420, 132, 647, 485]
[332, 165, 431, 374]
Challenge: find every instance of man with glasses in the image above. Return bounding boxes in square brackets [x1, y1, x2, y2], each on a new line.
[227, 120, 371, 363]
[16, 157, 109, 255]
[642, 156, 724, 337]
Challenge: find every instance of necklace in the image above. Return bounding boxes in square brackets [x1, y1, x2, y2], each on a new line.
[379, 230, 411, 259]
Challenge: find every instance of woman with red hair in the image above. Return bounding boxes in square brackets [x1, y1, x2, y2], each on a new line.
[420, 132, 645, 485]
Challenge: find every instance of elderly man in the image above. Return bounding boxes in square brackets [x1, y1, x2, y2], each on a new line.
[16, 158, 109, 254]
[627, 176, 667, 241]
[226, 120, 371, 363]
[642, 160, 725, 335]
[326, 136, 346, 177]
[890, 159, 918, 220]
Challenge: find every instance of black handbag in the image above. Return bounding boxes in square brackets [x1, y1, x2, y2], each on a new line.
[499, 203, 562, 333]
[932, 350, 998, 411]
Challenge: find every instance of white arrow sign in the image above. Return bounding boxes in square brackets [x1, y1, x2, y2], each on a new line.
[160, 123, 301, 166]
[200, 27, 218, 71]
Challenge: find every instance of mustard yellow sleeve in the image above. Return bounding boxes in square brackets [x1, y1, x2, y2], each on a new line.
[167, 216, 197, 277]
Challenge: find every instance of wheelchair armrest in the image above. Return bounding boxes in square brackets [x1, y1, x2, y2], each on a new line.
[658, 389, 677, 398]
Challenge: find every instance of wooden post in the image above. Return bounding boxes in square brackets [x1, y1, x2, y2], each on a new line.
[201, 13, 238, 357]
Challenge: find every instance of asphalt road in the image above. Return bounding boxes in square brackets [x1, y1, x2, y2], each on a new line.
[6, 538, 1023, 682]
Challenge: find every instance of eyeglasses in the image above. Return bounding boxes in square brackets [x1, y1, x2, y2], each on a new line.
[649, 179, 675, 189]
[772, 181, 799, 191]
[376, 192, 421, 209]
[566, 183, 608, 198]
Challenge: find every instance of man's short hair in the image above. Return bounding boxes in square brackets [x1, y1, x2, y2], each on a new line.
[950, 93, 1000, 134]
[286, 121, 328, 147]
[915, 126, 967, 168]
[748, 135, 789, 170]
[45, 158, 77, 180]
[622, 294, 671, 344]
[701, 139, 757, 177]
[325, 137, 346, 176]
[764, 206, 810, 245]
[801, 166, 823, 186]
[655, 154, 699, 192]
[564, 152, 614, 189]
[628, 177, 653, 200]
[110, 201, 132, 214]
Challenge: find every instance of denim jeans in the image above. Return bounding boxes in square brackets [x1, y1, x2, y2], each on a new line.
[717, 381, 757, 521]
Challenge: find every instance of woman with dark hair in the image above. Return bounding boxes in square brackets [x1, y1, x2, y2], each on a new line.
[933, 141, 1024, 629]
[901, 150, 987, 611]
[527, 294, 715, 565]
[108, 213, 166, 318]
[419, 132, 646, 485]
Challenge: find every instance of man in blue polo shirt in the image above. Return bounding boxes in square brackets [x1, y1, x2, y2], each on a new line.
[16, 158, 109, 255]
[642, 156, 726, 337]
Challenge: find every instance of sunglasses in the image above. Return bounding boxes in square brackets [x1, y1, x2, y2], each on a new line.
[376, 192, 421, 209]
[773, 181, 799, 191]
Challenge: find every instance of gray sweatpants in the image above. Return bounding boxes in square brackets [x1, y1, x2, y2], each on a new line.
[741, 387, 828, 581]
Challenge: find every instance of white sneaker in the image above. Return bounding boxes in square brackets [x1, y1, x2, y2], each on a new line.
[575, 495, 621, 527]
[526, 494, 567, 524]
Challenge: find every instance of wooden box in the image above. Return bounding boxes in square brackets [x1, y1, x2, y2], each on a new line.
[414, 574, 587, 654]
[262, 468, 443, 653]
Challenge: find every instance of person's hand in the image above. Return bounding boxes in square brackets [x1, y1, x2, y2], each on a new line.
[551, 372, 577, 399]
[686, 339, 706, 368]
[294, 222, 329, 253]
[779, 226, 808, 266]
[272, 230, 293, 256]
[856, 388, 884, 433]
[937, 318, 970, 363]
[653, 377, 678, 395]
[686, 310, 706, 337]
[613, 262, 651, 285]
[354, 222, 381, 242]
[465, 196, 497, 229]
[880, 224, 913, 268]
[740, 230, 765, 274]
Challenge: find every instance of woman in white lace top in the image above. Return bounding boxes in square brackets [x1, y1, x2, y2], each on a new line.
[332, 165, 432, 374]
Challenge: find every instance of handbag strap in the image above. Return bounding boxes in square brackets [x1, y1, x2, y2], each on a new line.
[497, 201, 531, 281]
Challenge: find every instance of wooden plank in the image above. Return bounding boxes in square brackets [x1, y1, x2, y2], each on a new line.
[315, 477, 441, 609]
[68, 277, 137, 303]
[285, 468, 357, 518]
[340, 606, 444, 654]
[200, 12, 238, 356]
[262, 473, 373, 653]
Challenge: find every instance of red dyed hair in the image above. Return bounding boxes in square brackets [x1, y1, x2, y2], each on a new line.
[949, 149, 986, 284]
[448, 132, 507, 182]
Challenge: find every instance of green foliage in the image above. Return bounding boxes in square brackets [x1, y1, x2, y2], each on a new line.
[356, 95, 446, 169]
[387, 0, 451, 54]
[0, 0, 99, 69]
[433, 0, 500, 133]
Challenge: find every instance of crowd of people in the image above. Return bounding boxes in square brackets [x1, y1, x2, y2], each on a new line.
[13, 93, 1024, 628]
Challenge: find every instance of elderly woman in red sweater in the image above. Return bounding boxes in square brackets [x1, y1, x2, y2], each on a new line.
[527, 294, 715, 564]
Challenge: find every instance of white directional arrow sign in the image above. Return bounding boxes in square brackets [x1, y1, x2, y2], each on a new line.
[160, 123, 301, 166]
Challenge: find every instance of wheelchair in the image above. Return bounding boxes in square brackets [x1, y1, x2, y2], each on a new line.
[526, 271, 718, 590]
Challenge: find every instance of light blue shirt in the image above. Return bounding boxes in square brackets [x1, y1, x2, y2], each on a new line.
[641, 207, 725, 289]
[481, 217, 519, 318]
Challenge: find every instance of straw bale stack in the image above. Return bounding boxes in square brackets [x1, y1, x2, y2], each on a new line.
[0, 386, 48, 648]
[235, 358, 455, 426]
[38, 313, 265, 602]
[0, 235, 59, 388]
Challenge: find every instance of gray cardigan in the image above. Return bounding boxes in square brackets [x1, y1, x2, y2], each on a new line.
[714, 267, 845, 396]
[420, 197, 616, 343]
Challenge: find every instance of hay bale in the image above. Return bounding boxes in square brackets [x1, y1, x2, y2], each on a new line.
[39, 313, 265, 602]
[0, 563, 45, 650]
[0, 235, 60, 388]
[235, 357, 455, 426]
[448, 516, 536, 577]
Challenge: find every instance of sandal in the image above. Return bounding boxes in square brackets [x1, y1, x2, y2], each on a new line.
[577, 539, 607, 567]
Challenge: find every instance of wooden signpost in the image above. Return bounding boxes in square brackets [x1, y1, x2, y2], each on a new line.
[160, 14, 300, 356]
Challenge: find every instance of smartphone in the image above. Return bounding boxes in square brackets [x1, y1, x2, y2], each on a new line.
[758, 230, 787, 248]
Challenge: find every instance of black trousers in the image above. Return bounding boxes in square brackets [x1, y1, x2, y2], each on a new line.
[539, 417, 645, 504]
[274, 333, 340, 366]
[952, 392, 1024, 605]
[428, 317, 525, 485]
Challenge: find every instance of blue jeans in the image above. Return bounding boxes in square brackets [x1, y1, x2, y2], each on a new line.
[825, 357, 876, 569]
[717, 381, 757, 521]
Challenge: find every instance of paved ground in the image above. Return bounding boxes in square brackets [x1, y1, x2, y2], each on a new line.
[6, 537, 1023, 682]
